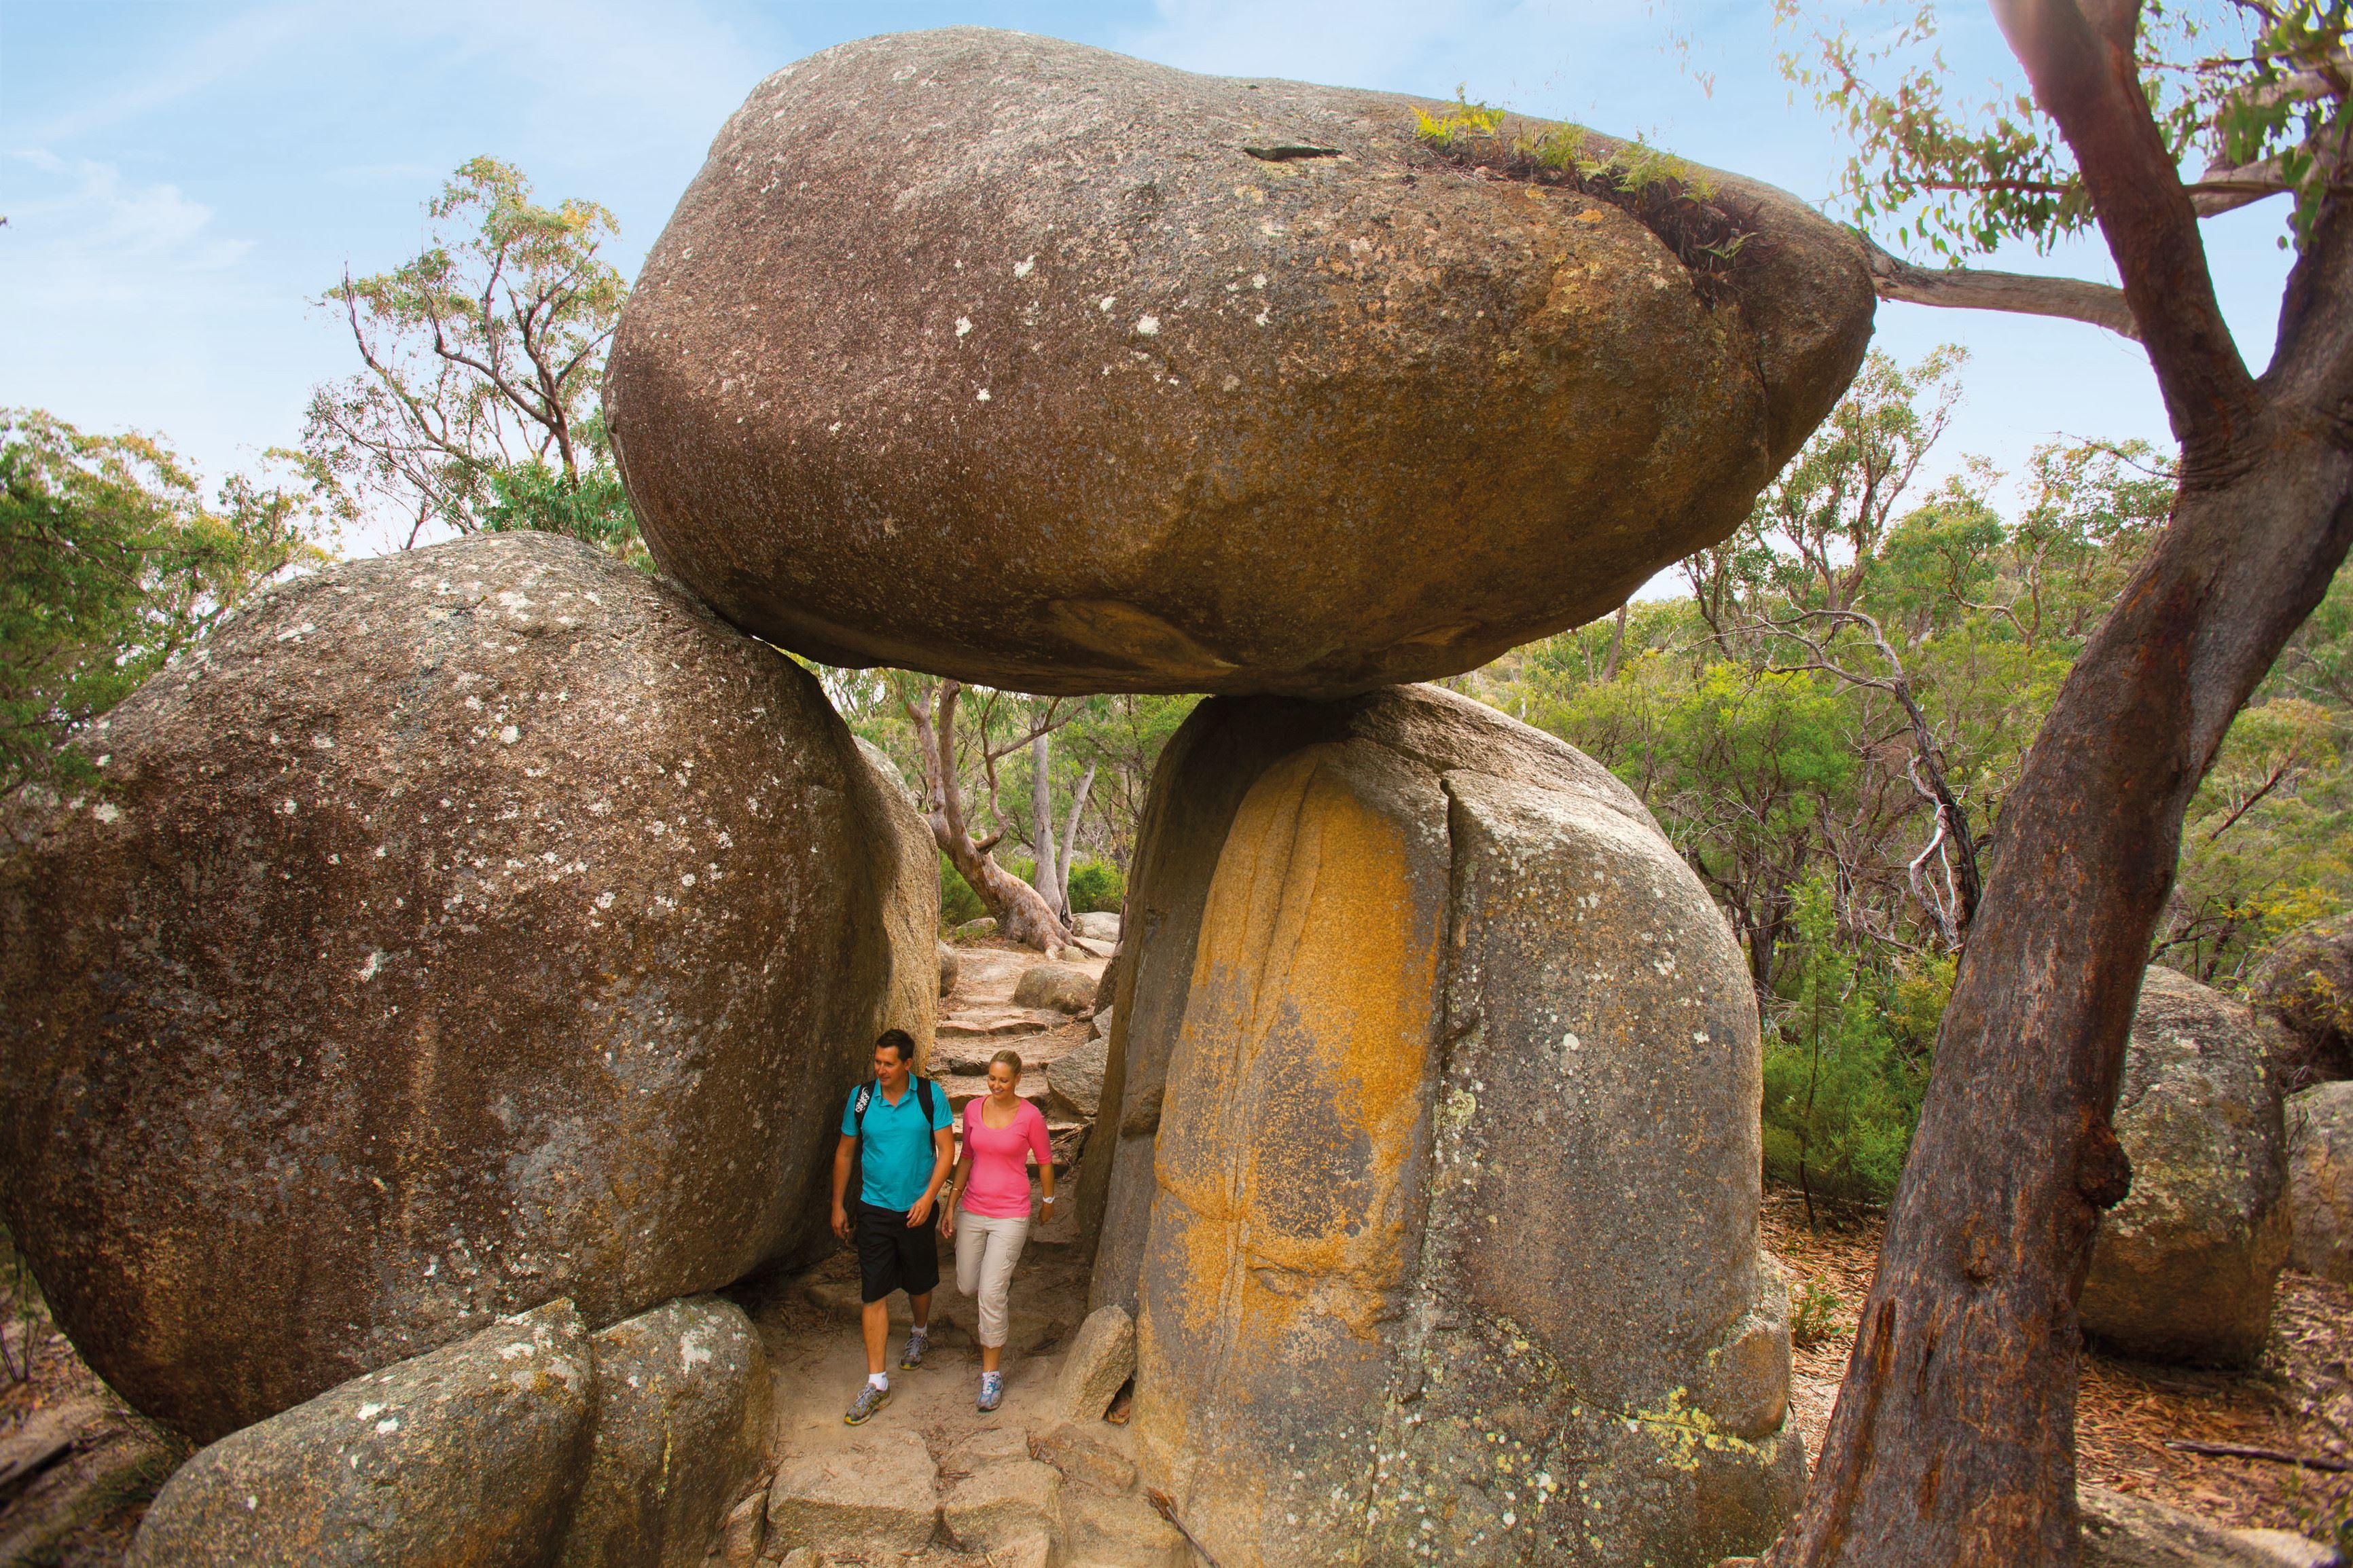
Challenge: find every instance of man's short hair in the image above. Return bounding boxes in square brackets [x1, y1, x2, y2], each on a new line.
[875, 1028, 916, 1062]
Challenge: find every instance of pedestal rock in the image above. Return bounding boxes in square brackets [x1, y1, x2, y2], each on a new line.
[0, 533, 935, 1440]
[603, 28, 1874, 697]
[1084, 685, 1801, 1567]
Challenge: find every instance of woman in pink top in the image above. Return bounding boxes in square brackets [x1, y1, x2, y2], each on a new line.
[940, 1048, 1056, 1411]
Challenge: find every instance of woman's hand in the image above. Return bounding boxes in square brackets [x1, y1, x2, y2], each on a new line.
[939, 1202, 957, 1240]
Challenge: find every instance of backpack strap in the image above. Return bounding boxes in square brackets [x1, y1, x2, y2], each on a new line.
[855, 1077, 936, 1132]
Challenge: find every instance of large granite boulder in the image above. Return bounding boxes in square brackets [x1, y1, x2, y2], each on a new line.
[0, 534, 935, 1440]
[128, 1301, 596, 1567]
[2287, 1081, 2353, 1283]
[853, 737, 946, 1070]
[2081, 968, 2291, 1366]
[556, 1297, 772, 1567]
[2254, 913, 2353, 1085]
[1088, 685, 1800, 1567]
[604, 29, 1874, 697]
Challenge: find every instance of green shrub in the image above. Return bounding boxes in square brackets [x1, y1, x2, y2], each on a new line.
[1789, 1277, 1846, 1347]
[1760, 878, 1929, 1207]
[1066, 858, 1126, 914]
[940, 851, 1126, 929]
[939, 855, 986, 930]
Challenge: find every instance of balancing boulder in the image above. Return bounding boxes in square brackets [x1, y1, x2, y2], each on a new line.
[604, 28, 1875, 697]
[0, 534, 935, 1441]
[1088, 685, 1801, 1567]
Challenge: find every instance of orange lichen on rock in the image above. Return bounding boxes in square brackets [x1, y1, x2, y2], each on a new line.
[1150, 744, 1446, 1353]
[1103, 687, 1802, 1567]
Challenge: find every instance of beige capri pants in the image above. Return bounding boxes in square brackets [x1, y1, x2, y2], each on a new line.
[954, 1209, 1031, 1349]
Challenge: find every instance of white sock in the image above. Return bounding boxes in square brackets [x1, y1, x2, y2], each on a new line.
[912, 1324, 928, 1339]
[868, 1372, 888, 1391]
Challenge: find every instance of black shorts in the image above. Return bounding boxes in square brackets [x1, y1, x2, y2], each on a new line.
[857, 1200, 941, 1303]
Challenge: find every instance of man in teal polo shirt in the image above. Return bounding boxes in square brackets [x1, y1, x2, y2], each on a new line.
[829, 1027, 954, 1425]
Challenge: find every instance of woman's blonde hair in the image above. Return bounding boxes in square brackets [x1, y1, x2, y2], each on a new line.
[989, 1048, 1024, 1077]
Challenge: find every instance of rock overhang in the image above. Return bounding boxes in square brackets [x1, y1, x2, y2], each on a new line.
[605, 26, 1876, 697]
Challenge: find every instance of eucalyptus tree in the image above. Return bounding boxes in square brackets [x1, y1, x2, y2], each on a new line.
[0, 411, 328, 803]
[1761, 1, 2353, 1561]
[302, 158, 637, 555]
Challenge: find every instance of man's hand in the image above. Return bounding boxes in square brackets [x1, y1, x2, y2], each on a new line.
[831, 1203, 852, 1243]
[905, 1192, 935, 1228]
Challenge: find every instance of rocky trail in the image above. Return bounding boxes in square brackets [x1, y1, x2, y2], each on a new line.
[931, 938, 1113, 1218]
[739, 1243, 1174, 1567]
[0, 934, 1163, 1567]
[9, 1182, 2353, 1563]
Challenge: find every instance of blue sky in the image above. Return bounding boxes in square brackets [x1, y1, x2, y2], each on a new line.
[1, 0, 2303, 558]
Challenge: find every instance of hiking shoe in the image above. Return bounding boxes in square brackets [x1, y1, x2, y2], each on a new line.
[844, 1383, 891, 1425]
[978, 1370, 1004, 1412]
[898, 1329, 929, 1370]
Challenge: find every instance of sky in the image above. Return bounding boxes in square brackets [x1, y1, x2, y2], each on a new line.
[0, 0, 2304, 561]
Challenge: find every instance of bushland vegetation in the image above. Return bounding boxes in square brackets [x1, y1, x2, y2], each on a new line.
[1454, 348, 2353, 1203]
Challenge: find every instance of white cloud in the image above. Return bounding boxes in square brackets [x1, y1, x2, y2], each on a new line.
[1, 152, 254, 306]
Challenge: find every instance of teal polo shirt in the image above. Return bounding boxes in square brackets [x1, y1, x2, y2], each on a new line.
[842, 1079, 952, 1211]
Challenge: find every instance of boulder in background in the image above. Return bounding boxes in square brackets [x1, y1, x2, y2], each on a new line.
[2081, 968, 2291, 1366]
[2254, 913, 2353, 1087]
[2287, 1081, 2353, 1285]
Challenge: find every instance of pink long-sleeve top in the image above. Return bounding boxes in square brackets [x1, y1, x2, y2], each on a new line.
[959, 1097, 1051, 1219]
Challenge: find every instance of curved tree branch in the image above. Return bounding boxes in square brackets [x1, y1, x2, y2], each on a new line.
[1992, 0, 2261, 456]
[1861, 232, 2140, 340]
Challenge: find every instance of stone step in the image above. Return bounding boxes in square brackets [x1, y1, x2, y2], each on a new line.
[939, 1009, 1068, 1038]
[1059, 1489, 1189, 1568]
[766, 1428, 938, 1557]
[941, 1075, 1054, 1107]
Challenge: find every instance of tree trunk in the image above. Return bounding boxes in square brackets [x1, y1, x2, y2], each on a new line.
[1058, 763, 1096, 913]
[1032, 727, 1064, 922]
[1602, 599, 1631, 681]
[1763, 435, 2353, 1565]
[905, 679, 1068, 952]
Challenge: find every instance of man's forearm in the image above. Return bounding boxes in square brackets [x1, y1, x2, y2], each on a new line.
[831, 1142, 852, 1207]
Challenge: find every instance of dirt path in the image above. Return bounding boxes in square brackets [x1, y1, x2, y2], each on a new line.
[1765, 1190, 2353, 1548]
[0, 1239, 185, 1565]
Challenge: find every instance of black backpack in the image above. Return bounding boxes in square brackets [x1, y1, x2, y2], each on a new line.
[848, 1076, 940, 1209]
